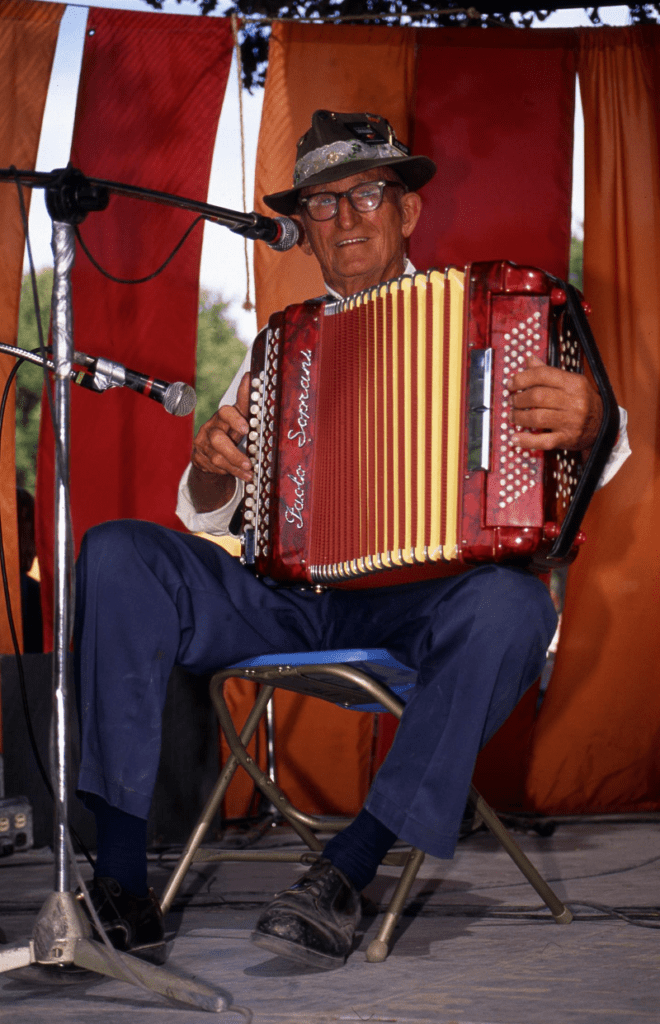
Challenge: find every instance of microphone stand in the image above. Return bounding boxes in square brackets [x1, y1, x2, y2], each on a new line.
[0, 177, 228, 1012]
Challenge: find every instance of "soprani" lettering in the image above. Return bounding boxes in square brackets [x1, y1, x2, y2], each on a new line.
[284, 464, 306, 530]
[287, 348, 312, 447]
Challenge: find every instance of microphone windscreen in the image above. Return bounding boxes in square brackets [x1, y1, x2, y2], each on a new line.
[268, 217, 299, 252]
[163, 381, 197, 416]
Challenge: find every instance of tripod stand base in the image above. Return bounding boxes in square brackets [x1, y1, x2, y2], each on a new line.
[72, 936, 227, 1011]
[0, 891, 228, 1012]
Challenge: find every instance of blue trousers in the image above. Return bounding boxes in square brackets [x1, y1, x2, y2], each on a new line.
[74, 520, 556, 860]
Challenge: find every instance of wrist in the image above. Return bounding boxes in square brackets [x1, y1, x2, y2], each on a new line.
[188, 465, 238, 514]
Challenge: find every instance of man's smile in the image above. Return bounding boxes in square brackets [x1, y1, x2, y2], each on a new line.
[336, 236, 369, 247]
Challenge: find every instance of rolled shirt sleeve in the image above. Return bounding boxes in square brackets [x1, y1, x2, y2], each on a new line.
[596, 406, 631, 489]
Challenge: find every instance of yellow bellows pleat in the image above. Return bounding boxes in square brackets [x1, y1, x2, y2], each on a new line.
[428, 270, 445, 559]
[414, 273, 428, 564]
[389, 278, 402, 566]
[401, 276, 413, 564]
[443, 268, 465, 561]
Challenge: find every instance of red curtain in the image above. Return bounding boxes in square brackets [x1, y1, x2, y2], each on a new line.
[411, 28, 577, 276]
[412, 28, 577, 808]
[36, 8, 233, 647]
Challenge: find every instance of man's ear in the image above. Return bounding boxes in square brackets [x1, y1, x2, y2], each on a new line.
[401, 191, 422, 240]
[293, 216, 313, 255]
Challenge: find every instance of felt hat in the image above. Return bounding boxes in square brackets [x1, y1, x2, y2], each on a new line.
[263, 109, 436, 215]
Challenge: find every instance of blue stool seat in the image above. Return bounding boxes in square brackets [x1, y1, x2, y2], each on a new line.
[228, 648, 418, 713]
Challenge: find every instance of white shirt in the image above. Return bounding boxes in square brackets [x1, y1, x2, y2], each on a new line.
[176, 260, 631, 535]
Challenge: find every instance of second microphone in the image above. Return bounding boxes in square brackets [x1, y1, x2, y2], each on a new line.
[74, 355, 196, 416]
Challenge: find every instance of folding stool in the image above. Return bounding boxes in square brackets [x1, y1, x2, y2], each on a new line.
[160, 648, 572, 961]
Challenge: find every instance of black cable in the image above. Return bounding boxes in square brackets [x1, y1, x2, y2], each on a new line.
[461, 848, 660, 892]
[567, 901, 660, 930]
[74, 214, 204, 285]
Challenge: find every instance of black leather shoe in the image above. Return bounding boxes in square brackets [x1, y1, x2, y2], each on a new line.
[251, 858, 361, 970]
[76, 876, 166, 964]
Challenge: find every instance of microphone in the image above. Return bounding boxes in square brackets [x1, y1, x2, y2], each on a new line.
[229, 213, 300, 252]
[265, 216, 300, 252]
[73, 353, 196, 416]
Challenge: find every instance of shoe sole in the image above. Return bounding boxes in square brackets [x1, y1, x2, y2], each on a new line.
[250, 930, 345, 970]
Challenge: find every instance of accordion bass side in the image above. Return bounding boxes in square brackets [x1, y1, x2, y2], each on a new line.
[242, 261, 619, 586]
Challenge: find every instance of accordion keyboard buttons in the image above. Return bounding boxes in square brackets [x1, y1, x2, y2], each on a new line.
[496, 310, 544, 510]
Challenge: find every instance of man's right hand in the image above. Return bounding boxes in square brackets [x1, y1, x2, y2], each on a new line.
[188, 372, 252, 513]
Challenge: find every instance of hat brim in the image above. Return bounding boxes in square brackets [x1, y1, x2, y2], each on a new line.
[263, 154, 437, 216]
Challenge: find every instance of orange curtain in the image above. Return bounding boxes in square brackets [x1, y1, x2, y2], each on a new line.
[222, 22, 415, 818]
[526, 27, 660, 812]
[0, 0, 63, 658]
[253, 20, 415, 329]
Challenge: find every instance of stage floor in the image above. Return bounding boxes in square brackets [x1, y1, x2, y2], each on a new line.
[0, 818, 658, 1023]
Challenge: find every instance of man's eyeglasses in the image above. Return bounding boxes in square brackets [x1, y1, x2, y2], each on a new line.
[299, 180, 405, 221]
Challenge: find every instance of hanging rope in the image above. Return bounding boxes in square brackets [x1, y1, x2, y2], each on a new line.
[232, 13, 255, 313]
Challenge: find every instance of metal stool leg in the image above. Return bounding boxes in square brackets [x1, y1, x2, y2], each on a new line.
[468, 786, 573, 924]
[211, 676, 324, 853]
[366, 847, 426, 962]
[160, 678, 275, 914]
[260, 695, 279, 817]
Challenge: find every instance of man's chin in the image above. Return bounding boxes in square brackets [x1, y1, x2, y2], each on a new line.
[329, 260, 381, 296]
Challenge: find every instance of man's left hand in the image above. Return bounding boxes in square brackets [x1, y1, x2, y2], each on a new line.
[507, 354, 603, 452]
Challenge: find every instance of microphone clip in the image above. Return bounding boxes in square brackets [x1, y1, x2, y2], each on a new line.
[45, 165, 110, 225]
[87, 356, 127, 393]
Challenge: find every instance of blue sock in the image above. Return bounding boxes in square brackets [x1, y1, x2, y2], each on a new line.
[323, 808, 397, 892]
[88, 795, 149, 897]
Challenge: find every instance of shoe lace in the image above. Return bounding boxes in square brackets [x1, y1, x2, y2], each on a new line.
[292, 860, 336, 899]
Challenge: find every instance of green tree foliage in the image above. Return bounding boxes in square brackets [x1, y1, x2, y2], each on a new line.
[14, 270, 247, 492]
[194, 289, 248, 434]
[15, 269, 53, 492]
[569, 234, 584, 291]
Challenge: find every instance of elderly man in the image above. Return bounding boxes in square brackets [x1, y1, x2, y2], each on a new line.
[75, 110, 629, 969]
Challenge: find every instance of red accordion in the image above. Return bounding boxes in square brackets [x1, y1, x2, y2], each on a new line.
[241, 261, 618, 586]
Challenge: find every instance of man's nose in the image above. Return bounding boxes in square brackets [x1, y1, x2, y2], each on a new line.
[336, 194, 359, 229]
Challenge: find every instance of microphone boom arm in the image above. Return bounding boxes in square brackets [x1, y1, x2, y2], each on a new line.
[1, 164, 297, 248]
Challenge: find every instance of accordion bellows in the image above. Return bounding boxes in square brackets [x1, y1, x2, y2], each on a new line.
[242, 261, 590, 586]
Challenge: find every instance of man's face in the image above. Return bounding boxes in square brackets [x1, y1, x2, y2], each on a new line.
[297, 168, 422, 298]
